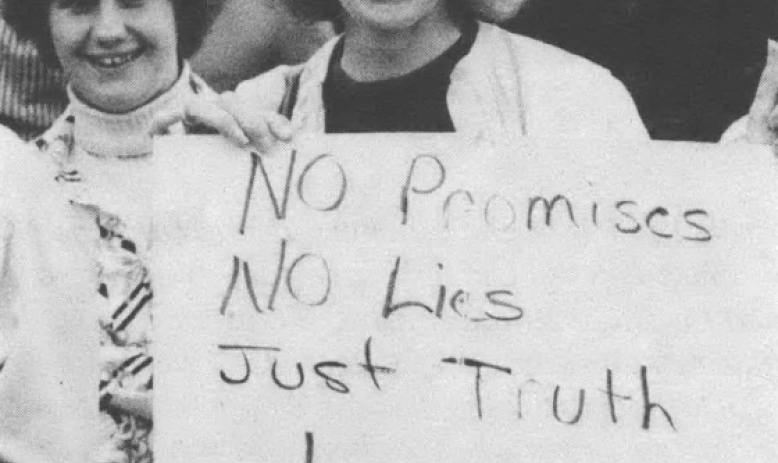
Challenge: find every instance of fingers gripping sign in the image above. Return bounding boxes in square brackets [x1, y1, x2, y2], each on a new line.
[149, 65, 295, 152]
[149, 95, 253, 146]
[221, 91, 293, 150]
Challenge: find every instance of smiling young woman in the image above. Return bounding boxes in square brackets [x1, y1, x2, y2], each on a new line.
[177, 0, 648, 147]
[1, 0, 209, 462]
[48, 0, 180, 113]
[289, 0, 648, 137]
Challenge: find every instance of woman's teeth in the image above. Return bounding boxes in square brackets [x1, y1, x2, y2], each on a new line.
[91, 51, 141, 68]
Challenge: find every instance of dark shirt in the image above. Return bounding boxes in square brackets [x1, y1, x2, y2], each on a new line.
[322, 21, 477, 133]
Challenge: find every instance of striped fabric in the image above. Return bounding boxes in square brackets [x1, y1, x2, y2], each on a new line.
[0, 17, 67, 140]
[93, 209, 154, 463]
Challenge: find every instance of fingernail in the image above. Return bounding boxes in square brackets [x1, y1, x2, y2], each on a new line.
[234, 130, 250, 145]
[278, 125, 293, 140]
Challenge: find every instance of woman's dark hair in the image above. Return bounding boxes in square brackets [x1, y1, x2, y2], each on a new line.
[287, 0, 474, 32]
[3, 0, 210, 66]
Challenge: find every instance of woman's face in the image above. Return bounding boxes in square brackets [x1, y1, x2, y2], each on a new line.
[339, 0, 449, 32]
[49, 0, 179, 114]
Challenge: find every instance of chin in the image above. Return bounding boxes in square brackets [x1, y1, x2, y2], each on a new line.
[354, 2, 437, 31]
[365, 13, 425, 31]
[91, 91, 150, 114]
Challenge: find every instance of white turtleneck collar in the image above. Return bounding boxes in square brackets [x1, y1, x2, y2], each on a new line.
[52, 63, 198, 250]
[67, 63, 193, 159]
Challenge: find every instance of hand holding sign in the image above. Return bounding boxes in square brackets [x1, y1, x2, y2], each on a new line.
[744, 40, 778, 145]
[150, 66, 294, 151]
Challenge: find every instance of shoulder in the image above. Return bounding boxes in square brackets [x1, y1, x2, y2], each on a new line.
[487, 25, 626, 94]
[0, 126, 29, 200]
[472, 23, 637, 106]
[0, 124, 23, 152]
[476, 24, 648, 139]
[0, 126, 57, 227]
[719, 115, 748, 143]
[476, 24, 598, 68]
[0, 126, 47, 198]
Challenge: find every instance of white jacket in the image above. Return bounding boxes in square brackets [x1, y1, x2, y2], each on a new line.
[236, 22, 649, 140]
[0, 127, 100, 463]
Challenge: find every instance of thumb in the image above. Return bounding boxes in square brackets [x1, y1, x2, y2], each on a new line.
[149, 108, 183, 136]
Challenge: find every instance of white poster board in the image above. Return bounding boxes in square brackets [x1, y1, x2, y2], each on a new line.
[153, 134, 778, 463]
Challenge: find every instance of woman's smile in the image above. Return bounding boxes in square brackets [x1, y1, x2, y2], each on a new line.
[50, 0, 179, 113]
[83, 48, 144, 69]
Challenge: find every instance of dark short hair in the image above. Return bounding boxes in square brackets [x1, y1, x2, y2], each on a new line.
[3, 0, 209, 66]
[287, 0, 474, 30]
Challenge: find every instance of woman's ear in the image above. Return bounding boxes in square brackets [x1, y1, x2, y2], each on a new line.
[466, 0, 530, 23]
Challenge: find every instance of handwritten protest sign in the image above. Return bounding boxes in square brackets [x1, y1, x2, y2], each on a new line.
[153, 135, 778, 463]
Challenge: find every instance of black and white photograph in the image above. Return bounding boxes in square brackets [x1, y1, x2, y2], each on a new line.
[0, 1, 776, 462]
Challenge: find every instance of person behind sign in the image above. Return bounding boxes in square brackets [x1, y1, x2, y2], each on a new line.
[1, 0, 212, 461]
[163, 0, 649, 146]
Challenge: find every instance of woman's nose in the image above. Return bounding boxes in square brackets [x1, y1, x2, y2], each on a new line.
[92, 1, 127, 44]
